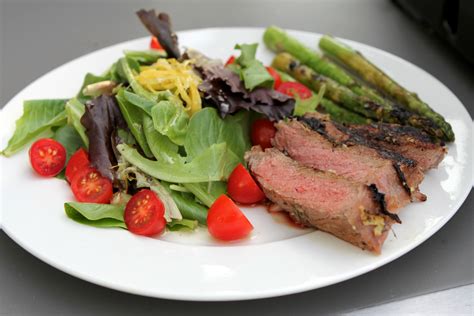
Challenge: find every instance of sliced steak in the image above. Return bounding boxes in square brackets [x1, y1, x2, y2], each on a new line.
[273, 118, 425, 212]
[246, 147, 395, 253]
[349, 123, 447, 172]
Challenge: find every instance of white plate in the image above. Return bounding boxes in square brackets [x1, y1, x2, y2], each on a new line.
[0, 28, 472, 301]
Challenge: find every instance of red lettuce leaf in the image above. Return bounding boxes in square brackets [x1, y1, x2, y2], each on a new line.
[197, 62, 295, 121]
[137, 9, 180, 59]
[80, 95, 127, 180]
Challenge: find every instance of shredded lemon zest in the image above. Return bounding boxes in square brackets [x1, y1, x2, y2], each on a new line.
[136, 58, 202, 115]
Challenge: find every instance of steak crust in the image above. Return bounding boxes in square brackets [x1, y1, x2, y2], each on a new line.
[349, 123, 447, 172]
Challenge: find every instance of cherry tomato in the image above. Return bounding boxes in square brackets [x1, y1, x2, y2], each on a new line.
[29, 138, 67, 177]
[277, 82, 312, 99]
[70, 168, 113, 204]
[65, 148, 90, 183]
[150, 36, 163, 50]
[227, 164, 265, 204]
[207, 195, 253, 241]
[251, 119, 277, 149]
[124, 189, 166, 236]
[266, 66, 282, 89]
[225, 55, 236, 66]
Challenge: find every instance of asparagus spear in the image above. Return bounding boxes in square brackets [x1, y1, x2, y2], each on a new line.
[272, 52, 445, 139]
[319, 35, 454, 141]
[263, 26, 386, 104]
[277, 69, 369, 124]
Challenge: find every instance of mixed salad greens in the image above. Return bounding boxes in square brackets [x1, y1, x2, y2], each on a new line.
[0, 9, 317, 241]
[2, 9, 452, 241]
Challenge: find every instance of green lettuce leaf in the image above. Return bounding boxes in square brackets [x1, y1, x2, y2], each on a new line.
[143, 115, 183, 164]
[64, 202, 126, 229]
[162, 181, 209, 224]
[167, 219, 199, 231]
[115, 89, 153, 158]
[117, 142, 239, 183]
[76, 73, 109, 102]
[182, 181, 227, 208]
[235, 43, 258, 67]
[241, 59, 274, 90]
[293, 84, 326, 116]
[53, 124, 84, 180]
[151, 99, 189, 146]
[1, 99, 67, 156]
[53, 124, 84, 161]
[235, 43, 274, 90]
[184, 107, 250, 162]
[65, 98, 88, 147]
[117, 57, 155, 100]
[124, 49, 166, 64]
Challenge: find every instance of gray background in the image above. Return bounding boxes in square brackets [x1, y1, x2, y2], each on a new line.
[0, 0, 473, 314]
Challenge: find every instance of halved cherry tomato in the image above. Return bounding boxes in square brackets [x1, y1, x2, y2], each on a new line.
[277, 82, 312, 99]
[150, 36, 163, 50]
[266, 66, 282, 89]
[124, 189, 166, 236]
[227, 163, 265, 205]
[251, 119, 276, 149]
[207, 195, 253, 241]
[65, 148, 90, 183]
[29, 138, 67, 177]
[225, 55, 236, 66]
[70, 168, 113, 204]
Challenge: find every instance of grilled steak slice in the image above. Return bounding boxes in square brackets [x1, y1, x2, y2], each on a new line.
[246, 147, 395, 253]
[349, 123, 447, 172]
[273, 118, 425, 212]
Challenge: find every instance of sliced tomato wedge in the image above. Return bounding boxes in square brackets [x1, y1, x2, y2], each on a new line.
[124, 190, 166, 236]
[207, 195, 253, 241]
[227, 163, 265, 205]
[29, 138, 67, 177]
[70, 168, 113, 204]
[277, 81, 312, 99]
[250, 118, 277, 149]
[266, 66, 282, 89]
[150, 36, 163, 50]
[65, 148, 90, 183]
[225, 55, 236, 66]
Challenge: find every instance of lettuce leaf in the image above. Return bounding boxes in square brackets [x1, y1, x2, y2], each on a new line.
[1, 99, 67, 156]
[197, 61, 294, 120]
[65, 98, 88, 147]
[167, 219, 199, 231]
[162, 182, 208, 224]
[117, 142, 239, 183]
[53, 124, 84, 161]
[117, 57, 155, 100]
[184, 107, 250, 162]
[143, 116, 183, 164]
[235, 43, 274, 91]
[151, 99, 189, 146]
[124, 49, 166, 64]
[115, 89, 153, 158]
[293, 84, 325, 116]
[76, 73, 109, 102]
[235, 43, 259, 67]
[136, 9, 181, 59]
[64, 202, 126, 229]
[81, 95, 128, 180]
[182, 181, 227, 208]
